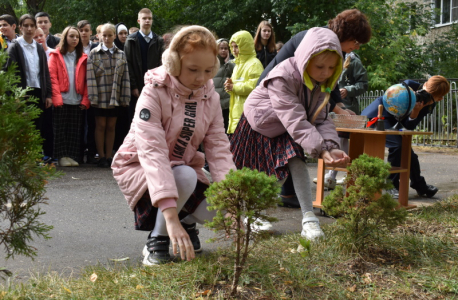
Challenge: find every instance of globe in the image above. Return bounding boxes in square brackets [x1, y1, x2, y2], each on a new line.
[382, 84, 416, 119]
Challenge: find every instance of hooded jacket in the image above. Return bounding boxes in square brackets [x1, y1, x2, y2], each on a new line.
[227, 31, 264, 134]
[48, 50, 90, 108]
[213, 55, 235, 110]
[338, 52, 368, 114]
[244, 27, 343, 158]
[112, 66, 236, 211]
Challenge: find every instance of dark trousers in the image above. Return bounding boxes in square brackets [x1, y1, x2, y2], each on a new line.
[114, 106, 131, 150]
[83, 106, 97, 157]
[280, 175, 296, 196]
[129, 95, 139, 124]
[26, 88, 53, 157]
[386, 134, 428, 192]
[53, 104, 84, 161]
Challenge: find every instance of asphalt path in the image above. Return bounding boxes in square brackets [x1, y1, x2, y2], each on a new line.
[1, 148, 457, 282]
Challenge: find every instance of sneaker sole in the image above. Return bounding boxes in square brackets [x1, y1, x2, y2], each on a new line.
[142, 254, 170, 266]
[143, 244, 203, 255]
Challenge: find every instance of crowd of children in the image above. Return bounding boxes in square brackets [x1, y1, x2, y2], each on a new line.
[1, 8, 449, 266]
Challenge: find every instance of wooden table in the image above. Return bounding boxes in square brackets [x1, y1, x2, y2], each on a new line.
[313, 128, 433, 209]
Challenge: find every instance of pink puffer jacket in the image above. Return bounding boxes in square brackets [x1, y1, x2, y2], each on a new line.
[112, 66, 236, 211]
[244, 27, 343, 158]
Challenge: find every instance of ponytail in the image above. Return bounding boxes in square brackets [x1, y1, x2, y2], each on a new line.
[310, 91, 331, 124]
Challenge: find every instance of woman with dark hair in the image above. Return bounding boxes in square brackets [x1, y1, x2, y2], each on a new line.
[254, 20, 276, 69]
[5, 14, 53, 162]
[49, 26, 90, 167]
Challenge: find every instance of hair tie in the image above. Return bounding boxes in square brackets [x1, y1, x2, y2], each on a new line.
[325, 87, 332, 93]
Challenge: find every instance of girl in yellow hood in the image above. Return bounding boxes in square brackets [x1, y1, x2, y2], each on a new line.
[224, 30, 264, 134]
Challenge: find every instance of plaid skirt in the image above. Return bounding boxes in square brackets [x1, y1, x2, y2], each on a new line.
[134, 180, 209, 231]
[230, 113, 305, 181]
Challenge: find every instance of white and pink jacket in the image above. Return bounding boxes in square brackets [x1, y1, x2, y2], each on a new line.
[112, 66, 236, 211]
[244, 27, 343, 158]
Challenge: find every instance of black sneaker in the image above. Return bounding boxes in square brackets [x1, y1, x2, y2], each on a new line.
[97, 157, 109, 168]
[181, 222, 202, 253]
[279, 195, 301, 208]
[143, 236, 171, 266]
[416, 185, 438, 198]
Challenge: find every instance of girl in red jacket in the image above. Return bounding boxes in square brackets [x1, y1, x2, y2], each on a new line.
[49, 26, 90, 167]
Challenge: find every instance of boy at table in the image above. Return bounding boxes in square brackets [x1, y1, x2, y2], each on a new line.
[361, 76, 450, 198]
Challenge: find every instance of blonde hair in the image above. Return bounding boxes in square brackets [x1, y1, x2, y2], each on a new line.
[101, 23, 116, 35]
[343, 54, 351, 69]
[309, 51, 341, 124]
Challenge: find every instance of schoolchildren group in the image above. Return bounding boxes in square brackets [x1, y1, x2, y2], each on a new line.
[1, 8, 450, 266]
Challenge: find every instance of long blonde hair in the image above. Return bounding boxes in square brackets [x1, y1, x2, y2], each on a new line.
[308, 51, 340, 124]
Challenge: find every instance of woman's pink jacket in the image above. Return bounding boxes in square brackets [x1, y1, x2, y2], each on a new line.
[244, 27, 342, 158]
[112, 66, 236, 211]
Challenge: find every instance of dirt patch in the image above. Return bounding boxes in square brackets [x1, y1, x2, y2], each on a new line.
[413, 145, 458, 155]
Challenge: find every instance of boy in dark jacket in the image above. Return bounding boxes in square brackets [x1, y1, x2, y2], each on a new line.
[362, 76, 450, 198]
[124, 8, 164, 121]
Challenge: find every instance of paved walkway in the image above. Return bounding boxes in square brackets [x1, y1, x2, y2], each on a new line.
[1, 148, 457, 282]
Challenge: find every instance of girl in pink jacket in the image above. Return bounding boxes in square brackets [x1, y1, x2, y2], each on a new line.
[231, 27, 350, 241]
[112, 26, 235, 265]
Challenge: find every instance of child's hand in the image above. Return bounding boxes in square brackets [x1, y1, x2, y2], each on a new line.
[79, 105, 87, 110]
[321, 149, 350, 168]
[163, 208, 195, 261]
[45, 98, 52, 108]
[340, 88, 348, 98]
[224, 78, 233, 92]
[132, 88, 140, 98]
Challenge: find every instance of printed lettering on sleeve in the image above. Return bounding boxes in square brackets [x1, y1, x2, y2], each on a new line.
[139, 108, 150, 121]
[172, 102, 197, 159]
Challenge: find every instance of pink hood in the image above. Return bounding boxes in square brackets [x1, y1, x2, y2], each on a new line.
[112, 66, 235, 210]
[244, 27, 342, 158]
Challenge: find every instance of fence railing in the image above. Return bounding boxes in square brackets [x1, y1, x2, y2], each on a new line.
[358, 82, 458, 148]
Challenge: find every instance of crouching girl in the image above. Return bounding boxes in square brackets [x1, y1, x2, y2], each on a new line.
[112, 26, 235, 265]
[231, 27, 350, 241]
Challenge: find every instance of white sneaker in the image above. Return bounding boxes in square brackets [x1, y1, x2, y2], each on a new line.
[336, 176, 346, 185]
[58, 157, 72, 167]
[142, 245, 148, 257]
[301, 211, 325, 241]
[313, 175, 336, 190]
[245, 217, 273, 232]
[67, 157, 79, 167]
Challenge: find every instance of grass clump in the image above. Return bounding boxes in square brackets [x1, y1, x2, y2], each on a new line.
[0, 195, 457, 299]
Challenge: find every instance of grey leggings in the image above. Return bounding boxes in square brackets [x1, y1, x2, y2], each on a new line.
[150, 165, 215, 237]
[286, 157, 314, 215]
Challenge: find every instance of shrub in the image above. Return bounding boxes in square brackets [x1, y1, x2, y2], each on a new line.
[322, 154, 407, 251]
[0, 51, 58, 278]
[204, 168, 281, 296]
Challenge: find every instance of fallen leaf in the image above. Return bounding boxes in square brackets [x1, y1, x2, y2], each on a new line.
[136, 285, 144, 289]
[90, 273, 97, 282]
[62, 286, 72, 294]
[71, 177, 80, 180]
[347, 284, 356, 292]
[363, 273, 372, 284]
[109, 257, 130, 262]
[284, 281, 293, 285]
[217, 281, 226, 284]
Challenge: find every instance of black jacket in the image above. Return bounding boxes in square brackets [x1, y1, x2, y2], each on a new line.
[46, 34, 61, 49]
[5, 40, 52, 102]
[256, 46, 276, 69]
[257, 28, 343, 110]
[124, 31, 164, 91]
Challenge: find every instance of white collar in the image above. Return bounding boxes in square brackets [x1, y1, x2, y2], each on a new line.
[101, 43, 115, 52]
[18, 37, 37, 48]
[139, 30, 153, 39]
[66, 50, 76, 57]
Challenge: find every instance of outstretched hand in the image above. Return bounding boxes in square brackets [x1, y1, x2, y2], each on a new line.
[163, 208, 195, 261]
[320, 149, 350, 168]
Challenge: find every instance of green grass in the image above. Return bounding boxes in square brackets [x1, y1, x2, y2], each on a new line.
[1, 195, 458, 299]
